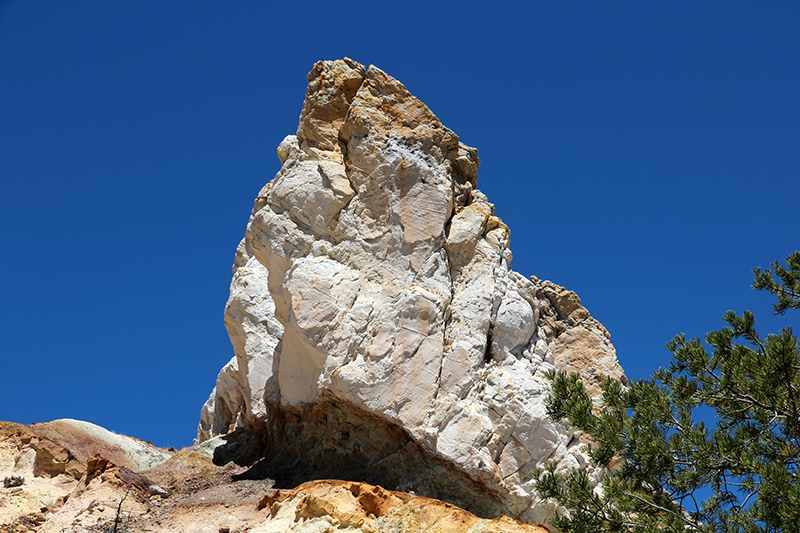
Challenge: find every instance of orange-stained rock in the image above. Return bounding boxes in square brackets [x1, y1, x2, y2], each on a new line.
[252, 479, 548, 533]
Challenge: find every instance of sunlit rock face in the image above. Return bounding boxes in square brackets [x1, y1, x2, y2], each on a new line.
[198, 58, 626, 525]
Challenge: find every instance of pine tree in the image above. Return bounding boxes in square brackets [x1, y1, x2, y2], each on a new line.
[534, 252, 800, 533]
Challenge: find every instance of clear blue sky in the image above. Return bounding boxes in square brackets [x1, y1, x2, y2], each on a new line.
[1, 1, 798, 448]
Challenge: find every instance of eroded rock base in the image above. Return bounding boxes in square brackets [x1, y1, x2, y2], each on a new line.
[213, 398, 504, 520]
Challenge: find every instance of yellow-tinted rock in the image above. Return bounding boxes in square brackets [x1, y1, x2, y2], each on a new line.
[252, 480, 548, 533]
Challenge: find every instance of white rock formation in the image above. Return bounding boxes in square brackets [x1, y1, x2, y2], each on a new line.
[199, 58, 625, 525]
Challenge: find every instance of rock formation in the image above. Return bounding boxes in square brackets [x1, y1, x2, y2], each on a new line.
[198, 58, 626, 525]
[0, 419, 546, 532]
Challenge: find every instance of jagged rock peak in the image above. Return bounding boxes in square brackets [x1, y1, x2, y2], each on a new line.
[199, 58, 625, 527]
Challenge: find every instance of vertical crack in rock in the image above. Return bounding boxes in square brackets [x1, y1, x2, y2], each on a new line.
[483, 329, 494, 365]
[199, 58, 627, 526]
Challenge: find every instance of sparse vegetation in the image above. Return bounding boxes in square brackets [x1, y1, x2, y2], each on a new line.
[2, 476, 24, 488]
[89, 491, 131, 533]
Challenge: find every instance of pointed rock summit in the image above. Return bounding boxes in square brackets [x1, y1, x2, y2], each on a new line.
[199, 58, 625, 525]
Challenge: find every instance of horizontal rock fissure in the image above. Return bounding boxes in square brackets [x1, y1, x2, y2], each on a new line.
[212, 397, 504, 520]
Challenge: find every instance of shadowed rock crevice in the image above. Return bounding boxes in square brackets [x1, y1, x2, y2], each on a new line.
[212, 398, 504, 520]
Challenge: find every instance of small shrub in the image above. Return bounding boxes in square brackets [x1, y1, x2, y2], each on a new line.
[89, 491, 131, 533]
[3, 476, 24, 488]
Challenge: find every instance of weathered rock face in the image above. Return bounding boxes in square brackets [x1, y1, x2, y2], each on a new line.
[199, 58, 626, 525]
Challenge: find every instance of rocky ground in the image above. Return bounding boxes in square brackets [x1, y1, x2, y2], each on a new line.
[0, 419, 545, 532]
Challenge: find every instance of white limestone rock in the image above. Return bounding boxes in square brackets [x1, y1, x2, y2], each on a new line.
[198, 58, 626, 526]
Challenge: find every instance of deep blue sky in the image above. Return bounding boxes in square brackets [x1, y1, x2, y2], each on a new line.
[1, 1, 798, 448]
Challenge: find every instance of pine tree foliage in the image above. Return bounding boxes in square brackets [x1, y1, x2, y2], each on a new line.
[753, 251, 800, 315]
[534, 253, 800, 533]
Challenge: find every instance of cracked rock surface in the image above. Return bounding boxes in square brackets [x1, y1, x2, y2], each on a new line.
[199, 58, 626, 525]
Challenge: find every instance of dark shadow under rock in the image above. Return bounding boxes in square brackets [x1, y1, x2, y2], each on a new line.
[212, 396, 503, 520]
